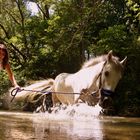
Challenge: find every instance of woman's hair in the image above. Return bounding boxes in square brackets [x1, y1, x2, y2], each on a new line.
[0, 43, 9, 69]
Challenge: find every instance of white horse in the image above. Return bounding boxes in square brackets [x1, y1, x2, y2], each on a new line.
[51, 50, 127, 109]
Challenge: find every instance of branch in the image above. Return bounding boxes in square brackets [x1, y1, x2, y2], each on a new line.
[0, 23, 10, 38]
[15, 0, 28, 55]
[0, 37, 27, 62]
[4, 9, 21, 25]
[36, 3, 50, 19]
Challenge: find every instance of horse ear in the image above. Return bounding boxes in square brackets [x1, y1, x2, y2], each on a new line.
[120, 56, 127, 66]
[107, 50, 113, 61]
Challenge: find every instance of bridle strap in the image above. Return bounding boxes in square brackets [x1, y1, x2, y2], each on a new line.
[101, 88, 114, 97]
[97, 61, 107, 89]
[97, 61, 115, 97]
[93, 60, 114, 97]
[91, 61, 107, 97]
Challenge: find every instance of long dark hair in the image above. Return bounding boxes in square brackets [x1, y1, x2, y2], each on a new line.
[0, 43, 9, 69]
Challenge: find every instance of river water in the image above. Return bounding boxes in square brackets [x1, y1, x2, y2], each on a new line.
[0, 104, 139, 140]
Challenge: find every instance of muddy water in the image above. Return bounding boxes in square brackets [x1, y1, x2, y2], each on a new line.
[0, 105, 139, 140]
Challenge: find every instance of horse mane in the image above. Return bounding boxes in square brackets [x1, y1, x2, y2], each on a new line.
[82, 54, 119, 68]
[82, 55, 106, 68]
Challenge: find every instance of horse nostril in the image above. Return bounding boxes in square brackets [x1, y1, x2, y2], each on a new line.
[104, 97, 108, 101]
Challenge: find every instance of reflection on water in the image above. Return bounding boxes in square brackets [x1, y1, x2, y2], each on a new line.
[33, 115, 103, 140]
[0, 104, 140, 140]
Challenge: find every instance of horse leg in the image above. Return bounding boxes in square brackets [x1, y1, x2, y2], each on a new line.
[75, 97, 83, 104]
[52, 93, 61, 107]
[74, 89, 87, 104]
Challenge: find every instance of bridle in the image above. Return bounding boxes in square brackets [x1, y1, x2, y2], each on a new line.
[92, 60, 115, 98]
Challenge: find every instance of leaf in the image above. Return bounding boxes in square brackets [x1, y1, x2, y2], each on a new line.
[9, 36, 18, 43]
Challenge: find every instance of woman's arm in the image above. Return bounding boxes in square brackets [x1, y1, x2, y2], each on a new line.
[5, 63, 19, 87]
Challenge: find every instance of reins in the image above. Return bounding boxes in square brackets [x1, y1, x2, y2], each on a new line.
[10, 88, 82, 102]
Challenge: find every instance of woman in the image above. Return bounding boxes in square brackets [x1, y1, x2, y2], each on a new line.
[0, 43, 19, 88]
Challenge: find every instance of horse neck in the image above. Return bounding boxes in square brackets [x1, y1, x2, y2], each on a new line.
[91, 61, 105, 74]
[87, 61, 105, 91]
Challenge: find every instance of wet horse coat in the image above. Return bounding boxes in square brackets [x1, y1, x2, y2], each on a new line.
[51, 51, 127, 106]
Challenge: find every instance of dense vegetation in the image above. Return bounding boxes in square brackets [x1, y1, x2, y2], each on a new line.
[0, 0, 140, 116]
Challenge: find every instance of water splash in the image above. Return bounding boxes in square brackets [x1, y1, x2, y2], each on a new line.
[52, 103, 101, 120]
[34, 103, 102, 120]
[32, 103, 103, 140]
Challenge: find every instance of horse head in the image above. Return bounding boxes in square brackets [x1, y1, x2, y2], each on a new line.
[98, 50, 127, 114]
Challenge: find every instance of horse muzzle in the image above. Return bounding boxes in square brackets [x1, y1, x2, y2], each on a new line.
[99, 88, 115, 111]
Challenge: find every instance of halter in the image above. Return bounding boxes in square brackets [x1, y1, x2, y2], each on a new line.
[100, 88, 114, 97]
[92, 61, 115, 98]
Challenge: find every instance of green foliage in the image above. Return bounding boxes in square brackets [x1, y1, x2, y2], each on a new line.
[0, 71, 11, 95]
[125, 0, 140, 34]
[93, 25, 131, 54]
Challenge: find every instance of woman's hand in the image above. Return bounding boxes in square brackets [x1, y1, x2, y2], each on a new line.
[14, 84, 21, 91]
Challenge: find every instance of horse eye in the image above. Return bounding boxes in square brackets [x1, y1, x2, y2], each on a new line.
[104, 71, 109, 77]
